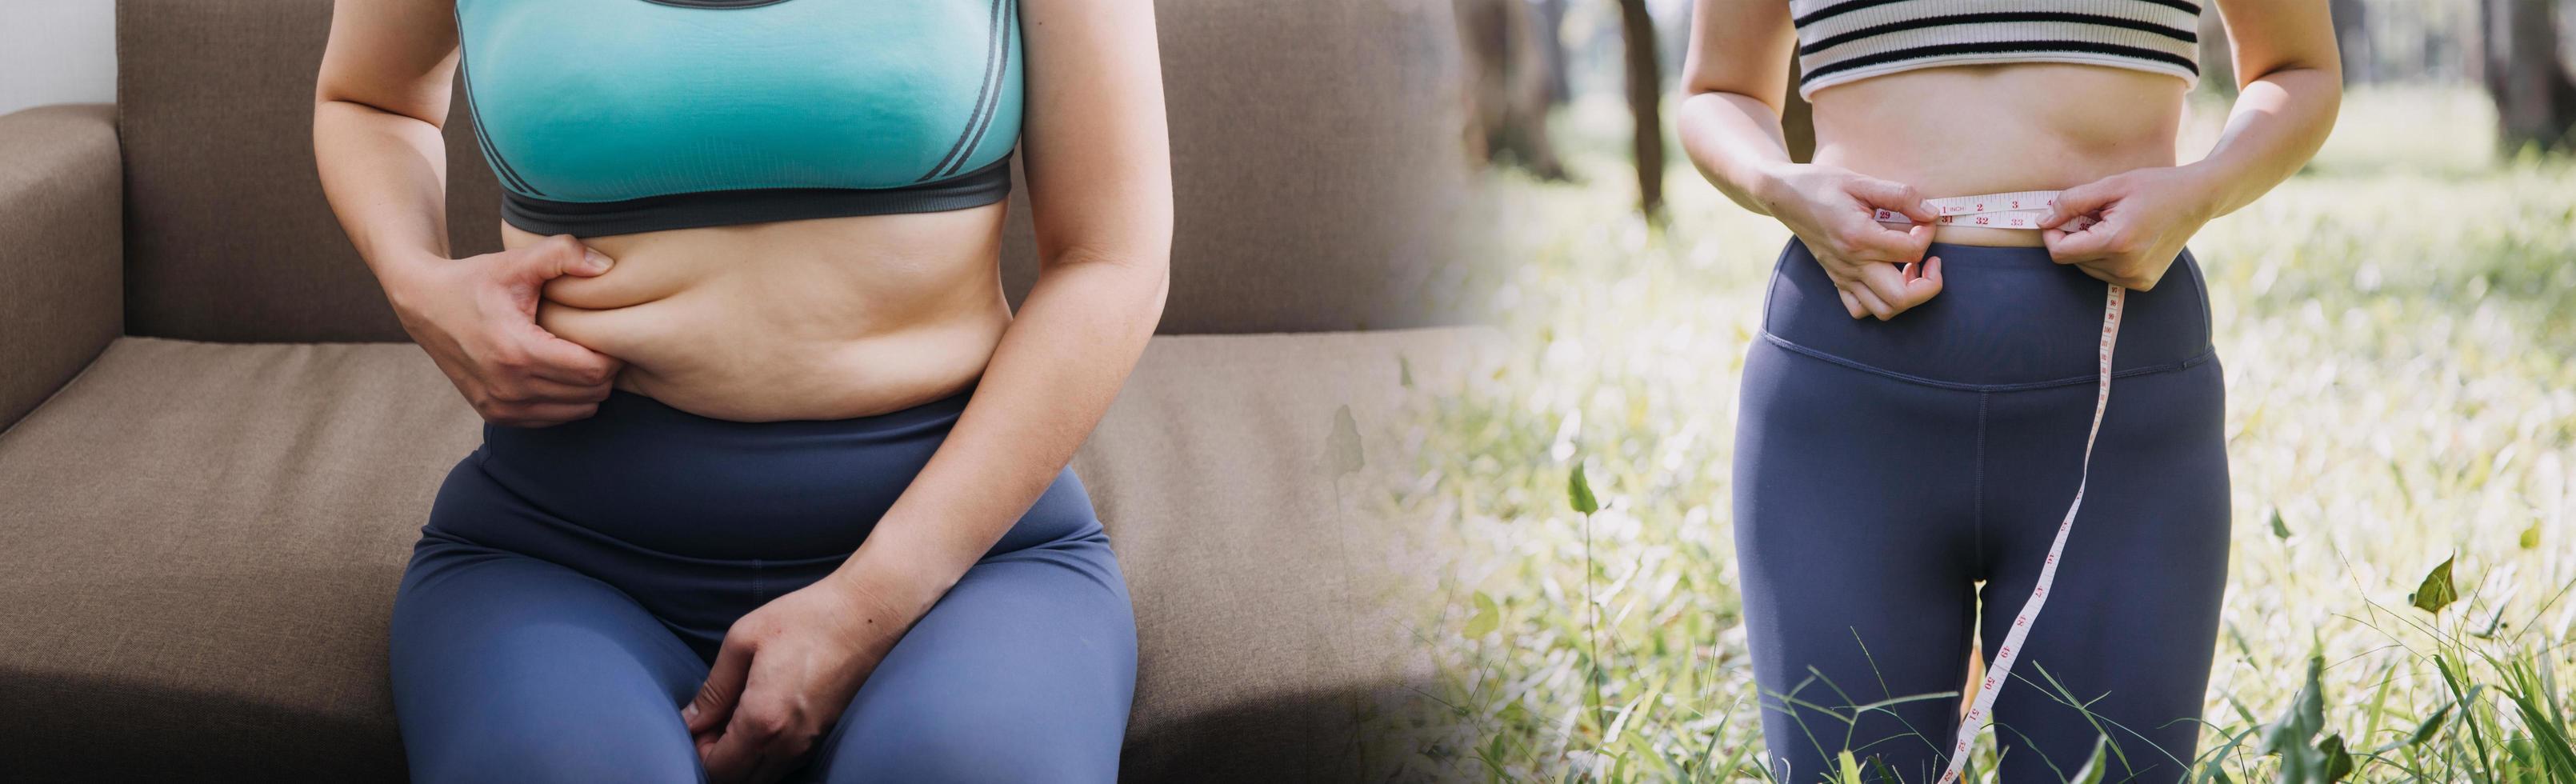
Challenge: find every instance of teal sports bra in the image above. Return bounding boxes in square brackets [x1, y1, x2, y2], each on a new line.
[454, 0, 1022, 237]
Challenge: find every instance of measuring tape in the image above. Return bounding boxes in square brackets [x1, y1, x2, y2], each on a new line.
[1875, 191, 2121, 784]
[1870, 190, 2095, 232]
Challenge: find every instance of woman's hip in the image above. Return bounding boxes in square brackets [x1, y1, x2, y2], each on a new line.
[418, 386, 1104, 566]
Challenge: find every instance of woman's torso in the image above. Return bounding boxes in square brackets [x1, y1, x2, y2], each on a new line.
[517, 211, 1010, 423]
[1807, 63, 2189, 246]
[458, 0, 1022, 422]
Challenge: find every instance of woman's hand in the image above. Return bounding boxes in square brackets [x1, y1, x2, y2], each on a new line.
[2038, 165, 2222, 290]
[682, 576, 914, 784]
[1755, 162, 1946, 320]
[385, 234, 625, 426]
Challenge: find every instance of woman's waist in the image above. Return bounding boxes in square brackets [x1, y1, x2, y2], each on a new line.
[1761, 238, 2213, 390]
[1810, 66, 2182, 204]
[522, 205, 1007, 311]
[558, 306, 1005, 422]
[1810, 62, 2186, 164]
[466, 383, 976, 559]
[521, 209, 1014, 421]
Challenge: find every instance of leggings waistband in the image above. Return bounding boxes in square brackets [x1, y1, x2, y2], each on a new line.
[463, 385, 986, 561]
[1759, 238, 2214, 390]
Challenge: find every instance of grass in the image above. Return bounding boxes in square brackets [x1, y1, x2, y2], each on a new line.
[1346, 86, 2576, 782]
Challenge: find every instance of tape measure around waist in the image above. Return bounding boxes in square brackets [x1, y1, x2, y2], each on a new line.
[1871, 190, 2100, 232]
[1873, 191, 2122, 784]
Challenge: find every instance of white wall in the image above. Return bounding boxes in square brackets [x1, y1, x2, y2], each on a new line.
[0, 1, 118, 115]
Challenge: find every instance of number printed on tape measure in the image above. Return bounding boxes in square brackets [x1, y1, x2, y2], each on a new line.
[1875, 190, 2095, 232]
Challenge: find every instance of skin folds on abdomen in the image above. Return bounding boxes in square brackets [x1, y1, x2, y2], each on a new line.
[516, 204, 1014, 423]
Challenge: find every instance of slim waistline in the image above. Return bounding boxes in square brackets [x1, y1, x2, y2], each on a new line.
[1758, 238, 2214, 390]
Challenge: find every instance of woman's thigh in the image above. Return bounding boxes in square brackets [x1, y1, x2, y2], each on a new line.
[390, 535, 713, 784]
[1976, 358, 2231, 782]
[1731, 339, 1989, 783]
[790, 526, 1138, 783]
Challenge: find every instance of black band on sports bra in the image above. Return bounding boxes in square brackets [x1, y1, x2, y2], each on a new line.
[496, 155, 1014, 237]
[634, 0, 800, 9]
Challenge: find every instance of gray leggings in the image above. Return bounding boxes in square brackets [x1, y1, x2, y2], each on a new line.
[1732, 238, 2231, 783]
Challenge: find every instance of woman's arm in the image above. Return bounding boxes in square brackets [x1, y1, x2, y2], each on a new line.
[1674, 0, 1801, 218]
[314, 0, 459, 270]
[2039, 0, 2342, 289]
[679, 0, 1170, 778]
[2182, 0, 2345, 218]
[834, 0, 1174, 616]
[1674, 0, 1942, 320]
[314, 0, 622, 426]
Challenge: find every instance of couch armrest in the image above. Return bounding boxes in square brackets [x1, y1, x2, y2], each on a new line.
[0, 104, 122, 433]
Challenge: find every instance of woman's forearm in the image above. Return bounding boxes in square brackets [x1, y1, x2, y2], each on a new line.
[1675, 90, 1797, 218]
[2178, 66, 2342, 222]
[823, 249, 1170, 620]
[313, 98, 454, 293]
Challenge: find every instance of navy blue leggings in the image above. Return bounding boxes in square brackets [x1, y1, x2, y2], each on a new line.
[1732, 239, 2231, 783]
[388, 387, 1137, 782]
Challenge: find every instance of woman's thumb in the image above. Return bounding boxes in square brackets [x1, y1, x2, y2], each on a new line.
[527, 234, 614, 279]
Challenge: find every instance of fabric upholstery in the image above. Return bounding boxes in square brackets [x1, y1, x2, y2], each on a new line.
[0, 328, 1483, 782]
[116, 0, 1473, 342]
[0, 104, 122, 433]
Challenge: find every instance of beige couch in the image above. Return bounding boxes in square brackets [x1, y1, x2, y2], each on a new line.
[0, 0, 1484, 780]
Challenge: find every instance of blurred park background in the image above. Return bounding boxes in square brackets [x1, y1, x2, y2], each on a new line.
[1349, 0, 2576, 781]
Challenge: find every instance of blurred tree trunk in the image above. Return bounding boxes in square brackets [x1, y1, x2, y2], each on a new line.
[1615, 0, 1664, 216]
[2477, 0, 2576, 154]
[1457, 0, 1569, 178]
[1536, 0, 1571, 106]
[1782, 59, 1814, 163]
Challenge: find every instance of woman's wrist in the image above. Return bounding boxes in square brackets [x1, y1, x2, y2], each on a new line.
[370, 250, 454, 316]
[2168, 160, 2238, 226]
[821, 544, 960, 630]
[1742, 158, 1806, 217]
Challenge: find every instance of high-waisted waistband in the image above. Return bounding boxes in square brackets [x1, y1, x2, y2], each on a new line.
[466, 385, 998, 561]
[1759, 238, 2214, 390]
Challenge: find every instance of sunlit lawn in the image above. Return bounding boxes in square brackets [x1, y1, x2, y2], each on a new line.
[1357, 86, 2576, 782]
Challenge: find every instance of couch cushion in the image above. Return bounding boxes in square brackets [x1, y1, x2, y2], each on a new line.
[116, 0, 1471, 342]
[0, 327, 1487, 782]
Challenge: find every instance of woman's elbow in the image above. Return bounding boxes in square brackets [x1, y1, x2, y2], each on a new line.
[1047, 245, 1170, 319]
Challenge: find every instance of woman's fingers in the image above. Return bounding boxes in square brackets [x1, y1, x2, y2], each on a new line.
[1837, 287, 1865, 319]
[701, 687, 813, 784]
[516, 234, 618, 282]
[1840, 214, 1931, 262]
[1846, 282, 1893, 320]
[1854, 260, 1937, 319]
[2038, 180, 2118, 230]
[1846, 178, 1937, 224]
[686, 635, 754, 738]
[512, 323, 624, 387]
[698, 728, 759, 784]
[2042, 218, 2119, 264]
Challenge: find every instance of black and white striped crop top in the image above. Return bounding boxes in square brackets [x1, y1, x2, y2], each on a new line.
[1789, 0, 2202, 100]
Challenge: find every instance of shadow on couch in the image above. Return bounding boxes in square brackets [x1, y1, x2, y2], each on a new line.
[10, 670, 1446, 783]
